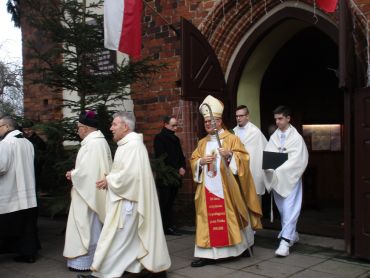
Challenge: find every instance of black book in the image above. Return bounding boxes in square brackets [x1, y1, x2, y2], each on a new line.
[262, 151, 288, 170]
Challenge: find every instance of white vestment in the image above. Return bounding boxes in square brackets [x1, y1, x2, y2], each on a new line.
[0, 130, 36, 214]
[63, 130, 112, 269]
[273, 180, 302, 241]
[263, 125, 308, 197]
[193, 134, 254, 259]
[263, 125, 308, 242]
[234, 122, 267, 195]
[91, 132, 171, 277]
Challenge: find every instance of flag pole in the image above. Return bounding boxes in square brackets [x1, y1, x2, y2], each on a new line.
[143, 1, 180, 37]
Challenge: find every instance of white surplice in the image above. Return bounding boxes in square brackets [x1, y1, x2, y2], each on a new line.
[63, 130, 112, 269]
[263, 125, 308, 197]
[0, 130, 36, 214]
[234, 122, 267, 195]
[91, 132, 171, 277]
[263, 125, 308, 242]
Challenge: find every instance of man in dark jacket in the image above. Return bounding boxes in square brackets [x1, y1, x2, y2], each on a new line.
[154, 116, 186, 235]
[22, 121, 46, 192]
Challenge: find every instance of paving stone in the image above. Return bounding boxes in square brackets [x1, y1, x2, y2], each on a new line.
[173, 264, 235, 278]
[357, 270, 370, 278]
[4, 257, 68, 276]
[289, 269, 339, 278]
[0, 267, 33, 278]
[331, 257, 370, 269]
[311, 260, 369, 277]
[269, 253, 327, 268]
[167, 240, 192, 254]
[222, 270, 267, 277]
[217, 255, 266, 270]
[243, 260, 303, 278]
[166, 235, 195, 249]
[252, 246, 277, 260]
[167, 273, 190, 278]
[168, 255, 192, 271]
[1, 217, 369, 278]
[172, 246, 194, 259]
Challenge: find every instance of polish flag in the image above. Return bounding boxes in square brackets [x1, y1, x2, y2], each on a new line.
[104, 0, 143, 58]
[317, 0, 338, 13]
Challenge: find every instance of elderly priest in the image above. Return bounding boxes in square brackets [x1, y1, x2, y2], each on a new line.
[78, 111, 170, 278]
[64, 111, 112, 272]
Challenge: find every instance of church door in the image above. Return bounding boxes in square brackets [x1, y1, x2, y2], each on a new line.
[180, 17, 232, 128]
[354, 87, 370, 260]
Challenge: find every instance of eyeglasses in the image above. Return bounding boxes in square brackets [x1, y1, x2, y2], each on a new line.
[235, 114, 247, 118]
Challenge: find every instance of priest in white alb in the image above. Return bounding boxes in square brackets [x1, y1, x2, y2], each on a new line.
[190, 95, 262, 267]
[0, 116, 40, 263]
[233, 105, 267, 197]
[63, 111, 112, 272]
[263, 106, 308, 257]
[78, 111, 170, 278]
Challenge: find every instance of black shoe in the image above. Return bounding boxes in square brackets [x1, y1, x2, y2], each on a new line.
[164, 228, 182, 236]
[69, 267, 90, 272]
[13, 255, 36, 263]
[241, 246, 254, 257]
[190, 258, 216, 267]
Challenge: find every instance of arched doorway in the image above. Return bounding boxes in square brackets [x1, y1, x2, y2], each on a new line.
[229, 13, 343, 238]
[181, 0, 370, 258]
[260, 26, 344, 238]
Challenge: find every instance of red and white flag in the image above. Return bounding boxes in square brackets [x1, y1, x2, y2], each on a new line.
[104, 0, 143, 58]
[317, 0, 338, 13]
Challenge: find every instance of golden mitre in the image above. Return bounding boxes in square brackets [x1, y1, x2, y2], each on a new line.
[199, 95, 224, 118]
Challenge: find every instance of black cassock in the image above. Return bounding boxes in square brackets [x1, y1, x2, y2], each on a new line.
[0, 207, 40, 256]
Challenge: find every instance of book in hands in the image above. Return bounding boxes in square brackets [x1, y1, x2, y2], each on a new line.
[262, 151, 288, 170]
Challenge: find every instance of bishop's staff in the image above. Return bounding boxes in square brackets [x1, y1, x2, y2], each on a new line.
[199, 102, 254, 258]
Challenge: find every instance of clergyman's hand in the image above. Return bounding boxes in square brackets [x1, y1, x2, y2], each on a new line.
[96, 176, 108, 190]
[218, 148, 232, 159]
[200, 155, 216, 166]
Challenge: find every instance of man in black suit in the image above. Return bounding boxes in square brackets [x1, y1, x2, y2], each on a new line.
[154, 116, 186, 236]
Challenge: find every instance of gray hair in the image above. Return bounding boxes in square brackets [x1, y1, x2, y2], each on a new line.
[0, 116, 17, 130]
[113, 111, 136, 131]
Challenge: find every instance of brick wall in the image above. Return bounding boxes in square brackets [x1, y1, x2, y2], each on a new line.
[21, 0, 63, 122]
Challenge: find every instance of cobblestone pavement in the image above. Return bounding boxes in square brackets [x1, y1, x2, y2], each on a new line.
[0, 217, 369, 278]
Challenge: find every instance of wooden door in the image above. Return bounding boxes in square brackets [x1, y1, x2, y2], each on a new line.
[180, 17, 232, 127]
[354, 87, 370, 260]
